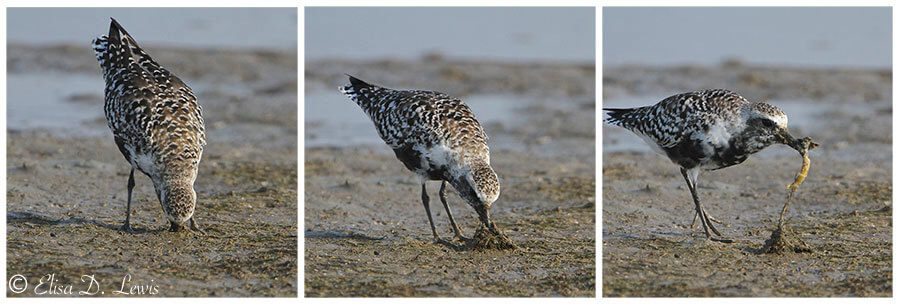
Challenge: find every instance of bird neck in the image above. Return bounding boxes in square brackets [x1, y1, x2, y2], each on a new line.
[451, 161, 499, 207]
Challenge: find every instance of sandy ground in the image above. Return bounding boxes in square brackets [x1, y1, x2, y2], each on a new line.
[6, 44, 298, 296]
[305, 58, 596, 296]
[602, 63, 892, 297]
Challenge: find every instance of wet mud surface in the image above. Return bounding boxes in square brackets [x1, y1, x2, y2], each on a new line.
[305, 59, 596, 296]
[602, 63, 892, 297]
[7, 44, 298, 296]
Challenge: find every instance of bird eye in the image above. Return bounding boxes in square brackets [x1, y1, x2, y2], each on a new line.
[762, 119, 774, 128]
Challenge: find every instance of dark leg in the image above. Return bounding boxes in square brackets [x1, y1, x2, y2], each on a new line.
[680, 168, 731, 242]
[189, 217, 205, 234]
[420, 183, 440, 240]
[439, 181, 464, 240]
[121, 168, 135, 233]
[169, 221, 184, 232]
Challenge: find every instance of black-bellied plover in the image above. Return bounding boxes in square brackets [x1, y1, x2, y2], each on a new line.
[92, 18, 206, 232]
[604, 89, 803, 242]
[340, 75, 500, 241]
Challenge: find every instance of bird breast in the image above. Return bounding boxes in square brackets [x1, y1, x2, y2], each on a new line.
[697, 122, 734, 151]
[414, 143, 458, 178]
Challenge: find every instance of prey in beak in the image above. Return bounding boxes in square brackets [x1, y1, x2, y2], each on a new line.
[777, 128, 803, 153]
[779, 128, 820, 155]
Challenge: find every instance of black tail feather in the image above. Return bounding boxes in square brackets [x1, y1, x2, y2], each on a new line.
[108, 18, 121, 44]
[603, 107, 637, 126]
[106, 18, 131, 59]
[346, 74, 375, 92]
[603, 107, 635, 118]
[108, 18, 148, 56]
[109, 18, 140, 47]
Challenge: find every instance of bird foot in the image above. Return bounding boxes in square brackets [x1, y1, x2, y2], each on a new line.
[689, 210, 725, 237]
[428, 230, 442, 242]
[691, 231, 734, 243]
[190, 225, 206, 235]
[449, 226, 466, 240]
[120, 223, 135, 233]
[169, 222, 185, 232]
[189, 218, 206, 234]
[689, 211, 726, 229]
[709, 236, 735, 243]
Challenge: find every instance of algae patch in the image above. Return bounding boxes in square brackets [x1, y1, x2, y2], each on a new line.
[760, 225, 812, 254]
[471, 224, 517, 250]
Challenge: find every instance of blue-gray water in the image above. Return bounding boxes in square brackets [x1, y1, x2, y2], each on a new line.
[7, 7, 297, 50]
[604, 7, 891, 68]
[305, 7, 595, 63]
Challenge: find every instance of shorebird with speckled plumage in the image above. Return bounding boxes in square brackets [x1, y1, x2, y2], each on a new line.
[604, 89, 804, 242]
[92, 18, 206, 233]
[340, 75, 500, 241]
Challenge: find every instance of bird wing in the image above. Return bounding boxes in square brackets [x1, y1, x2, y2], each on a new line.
[348, 85, 487, 149]
[341, 76, 490, 170]
[605, 89, 747, 149]
[96, 19, 205, 173]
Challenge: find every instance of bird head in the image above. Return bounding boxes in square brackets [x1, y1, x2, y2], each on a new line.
[451, 161, 499, 230]
[161, 179, 197, 226]
[740, 102, 801, 153]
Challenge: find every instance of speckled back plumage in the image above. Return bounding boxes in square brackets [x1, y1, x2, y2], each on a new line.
[605, 89, 748, 148]
[340, 75, 499, 208]
[605, 89, 789, 171]
[92, 18, 206, 225]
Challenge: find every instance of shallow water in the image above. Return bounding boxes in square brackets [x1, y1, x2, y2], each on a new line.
[7, 73, 107, 137]
[604, 7, 890, 68]
[305, 7, 594, 63]
[7, 7, 297, 50]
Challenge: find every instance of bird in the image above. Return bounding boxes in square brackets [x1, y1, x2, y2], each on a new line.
[339, 75, 500, 241]
[92, 18, 206, 233]
[603, 89, 802, 242]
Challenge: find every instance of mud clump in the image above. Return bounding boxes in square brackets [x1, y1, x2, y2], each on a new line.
[761, 225, 812, 254]
[470, 224, 517, 250]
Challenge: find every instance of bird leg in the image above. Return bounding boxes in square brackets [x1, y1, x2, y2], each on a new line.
[680, 168, 732, 243]
[439, 181, 465, 240]
[420, 183, 440, 241]
[189, 217, 205, 234]
[121, 168, 136, 233]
